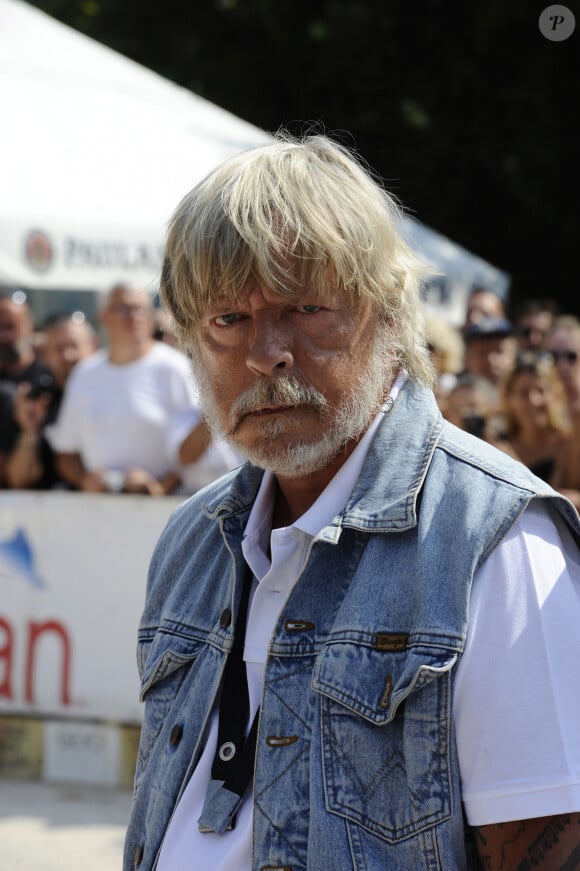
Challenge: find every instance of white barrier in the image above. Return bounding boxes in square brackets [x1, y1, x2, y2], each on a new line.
[0, 491, 184, 724]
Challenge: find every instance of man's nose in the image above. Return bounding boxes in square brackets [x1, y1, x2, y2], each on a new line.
[246, 318, 294, 376]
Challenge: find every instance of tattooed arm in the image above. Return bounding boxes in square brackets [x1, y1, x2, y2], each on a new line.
[472, 813, 580, 870]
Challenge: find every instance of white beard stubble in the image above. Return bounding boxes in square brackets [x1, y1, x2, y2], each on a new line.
[190, 329, 394, 478]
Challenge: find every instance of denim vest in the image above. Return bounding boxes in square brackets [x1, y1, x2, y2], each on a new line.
[124, 381, 579, 871]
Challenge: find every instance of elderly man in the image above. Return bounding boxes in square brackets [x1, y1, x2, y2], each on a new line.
[124, 135, 580, 871]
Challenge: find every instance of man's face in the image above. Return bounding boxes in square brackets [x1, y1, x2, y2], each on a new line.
[464, 334, 517, 385]
[100, 288, 153, 343]
[0, 297, 33, 365]
[464, 291, 504, 327]
[505, 370, 555, 429]
[190, 281, 393, 477]
[444, 384, 493, 429]
[546, 327, 580, 393]
[42, 321, 96, 387]
[516, 311, 554, 351]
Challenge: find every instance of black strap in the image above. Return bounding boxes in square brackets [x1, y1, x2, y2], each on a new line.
[210, 566, 260, 801]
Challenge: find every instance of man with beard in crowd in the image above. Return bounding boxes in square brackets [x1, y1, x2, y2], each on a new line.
[124, 134, 580, 871]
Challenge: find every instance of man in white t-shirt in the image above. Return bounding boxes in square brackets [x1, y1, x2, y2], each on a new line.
[168, 406, 244, 494]
[124, 135, 580, 871]
[48, 283, 198, 496]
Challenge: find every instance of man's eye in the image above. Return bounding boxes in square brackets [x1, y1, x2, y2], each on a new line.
[297, 305, 321, 314]
[214, 313, 240, 326]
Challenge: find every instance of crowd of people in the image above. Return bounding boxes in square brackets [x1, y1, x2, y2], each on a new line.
[1, 283, 577, 507]
[428, 289, 580, 509]
[0, 284, 243, 495]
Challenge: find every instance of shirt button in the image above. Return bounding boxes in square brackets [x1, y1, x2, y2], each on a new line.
[220, 608, 232, 628]
[133, 844, 144, 866]
[169, 724, 183, 745]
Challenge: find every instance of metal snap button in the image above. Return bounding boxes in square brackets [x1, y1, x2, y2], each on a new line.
[218, 741, 236, 762]
[284, 619, 315, 632]
[169, 724, 183, 745]
[133, 844, 144, 867]
[220, 608, 232, 628]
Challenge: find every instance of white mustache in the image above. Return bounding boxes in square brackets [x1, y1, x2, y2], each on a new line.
[229, 377, 327, 430]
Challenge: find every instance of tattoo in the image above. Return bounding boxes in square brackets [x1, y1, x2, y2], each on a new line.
[561, 843, 580, 871]
[472, 828, 492, 869]
[473, 815, 580, 870]
[518, 816, 572, 871]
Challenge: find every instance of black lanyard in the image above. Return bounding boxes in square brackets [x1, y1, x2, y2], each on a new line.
[198, 567, 260, 834]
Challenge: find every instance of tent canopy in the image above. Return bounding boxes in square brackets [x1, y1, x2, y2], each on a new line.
[0, 0, 270, 295]
[0, 0, 508, 326]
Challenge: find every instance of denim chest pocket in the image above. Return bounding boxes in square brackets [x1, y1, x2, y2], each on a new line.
[135, 632, 203, 788]
[312, 638, 458, 843]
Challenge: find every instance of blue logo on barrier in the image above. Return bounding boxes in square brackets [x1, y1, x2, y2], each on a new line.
[0, 528, 47, 589]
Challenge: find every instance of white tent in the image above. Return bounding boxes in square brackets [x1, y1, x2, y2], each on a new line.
[0, 0, 508, 326]
[399, 216, 510, 325]
[0, 0, 270, 315]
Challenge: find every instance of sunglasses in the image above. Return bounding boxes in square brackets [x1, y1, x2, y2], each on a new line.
[548, 350, 578, 363]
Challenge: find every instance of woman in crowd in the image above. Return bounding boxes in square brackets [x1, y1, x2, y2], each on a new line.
[497, 352, 570, 482]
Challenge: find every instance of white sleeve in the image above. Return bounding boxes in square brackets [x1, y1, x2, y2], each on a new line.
[453, 499, 580, 825]
[169, 349, 200, 406]
[166, 407, 204, 463]
[44, 372, 84, 453]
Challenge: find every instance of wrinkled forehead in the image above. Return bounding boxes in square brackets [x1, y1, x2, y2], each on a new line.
[205, 275, 353, 312]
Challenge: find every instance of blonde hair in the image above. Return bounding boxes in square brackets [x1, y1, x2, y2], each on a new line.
[548, 314, 580, 346]
[502, 352, 570, 438]
[161, 132, 435, 385]
[425, 316, 465, 374]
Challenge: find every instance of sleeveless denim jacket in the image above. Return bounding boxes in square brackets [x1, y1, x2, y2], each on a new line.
[124, 381, 580, 871]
